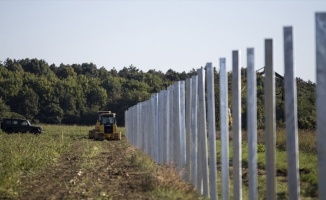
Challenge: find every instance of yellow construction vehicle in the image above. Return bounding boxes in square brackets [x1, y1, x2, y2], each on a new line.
[88, 111, 121, 141]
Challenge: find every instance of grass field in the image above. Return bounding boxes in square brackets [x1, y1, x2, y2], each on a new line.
[0, 125, 205, 199]
[218, 129, 318, 199]
[0, 125, 318, 199]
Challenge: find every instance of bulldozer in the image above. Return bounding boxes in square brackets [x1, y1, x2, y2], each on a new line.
[89, 111, 121, 141]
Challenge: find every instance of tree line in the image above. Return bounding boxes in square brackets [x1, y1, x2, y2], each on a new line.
[0, 58, 316, 129]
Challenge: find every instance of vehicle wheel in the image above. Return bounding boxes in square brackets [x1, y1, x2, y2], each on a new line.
[6, 129, 13, 134]
[97, 133, 104, 141]
[32, 129, 40, 135]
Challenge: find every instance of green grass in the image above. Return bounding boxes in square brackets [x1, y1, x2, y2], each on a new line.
[217, 129, 317, 199]
[0, 125, 91, 198]
[0, 125, 317, 199]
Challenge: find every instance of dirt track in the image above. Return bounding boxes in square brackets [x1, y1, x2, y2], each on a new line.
[18, 136, 201, 200]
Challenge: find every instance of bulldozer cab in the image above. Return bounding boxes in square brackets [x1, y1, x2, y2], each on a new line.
[99, 114, 116, 125]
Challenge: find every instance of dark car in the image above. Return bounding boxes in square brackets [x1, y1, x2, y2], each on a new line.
[0, 118, 43, 134]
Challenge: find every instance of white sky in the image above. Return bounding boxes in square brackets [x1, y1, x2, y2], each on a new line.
[1, 0, 325, 82]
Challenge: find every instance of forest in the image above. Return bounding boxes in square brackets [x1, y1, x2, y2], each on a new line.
[0, 58, 316, 129]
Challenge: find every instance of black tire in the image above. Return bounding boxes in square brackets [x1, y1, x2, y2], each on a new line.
[6, 129, 13, 134]
[97, 133, 104, 141]
[32, 129, 40, 135]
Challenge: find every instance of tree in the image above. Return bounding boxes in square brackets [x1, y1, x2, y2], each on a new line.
[4, 58, 23, 72]
[56, 64, 77, 79]
[0, 97, 10, 118]
[20, 58, 51, 75]
[11, 86, 39, 119]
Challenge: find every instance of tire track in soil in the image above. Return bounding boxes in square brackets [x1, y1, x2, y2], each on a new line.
[19, 138, 156, 200]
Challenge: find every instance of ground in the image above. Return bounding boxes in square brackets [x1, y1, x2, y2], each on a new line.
[16, 135, 204, 200]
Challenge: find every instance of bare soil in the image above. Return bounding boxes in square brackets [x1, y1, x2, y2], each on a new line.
[17, 137, 202, 200]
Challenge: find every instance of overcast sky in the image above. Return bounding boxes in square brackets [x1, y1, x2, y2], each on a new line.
[1, 0, 325, 82]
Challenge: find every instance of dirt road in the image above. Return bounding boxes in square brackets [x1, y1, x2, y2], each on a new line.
[18, 136, 203, 200]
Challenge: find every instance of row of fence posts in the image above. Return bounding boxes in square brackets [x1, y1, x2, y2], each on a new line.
[125, 12, 326, 200]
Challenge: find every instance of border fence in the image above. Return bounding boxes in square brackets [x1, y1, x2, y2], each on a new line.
[125, 13, 326, 199]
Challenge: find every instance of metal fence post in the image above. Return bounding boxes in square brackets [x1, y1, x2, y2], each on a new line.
[247, 48, 257, 200]
[232, 50, 242, 200]
[220, 58, 229, 200]
[163, 90, 169, 163]
[197, 67, 209, 197]
[137, 103, 141, 149]
[284, 26, 300, 200]
[173, 83, 180, 166]
[153, 93, 159, 162]
[206, 63, 217, 200]
[158, 92, 163, 164]
[316, 12, 326, 200]
[179, 81, 186, 175]
[191, 75, 198, 188]
[169, 85, 174, 165]
[265, 39, 276, 200]
[147, 99, 151, 155]
[185, 78, 192, 182]
[143, 102, 147, 153]
[148, 97, 153, 157]
[129, 107, 133, 145]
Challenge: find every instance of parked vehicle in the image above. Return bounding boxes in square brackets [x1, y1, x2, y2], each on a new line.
[0, 118, 43, 134]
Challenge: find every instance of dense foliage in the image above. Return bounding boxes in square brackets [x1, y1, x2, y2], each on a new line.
[0, 58, 316, 129]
